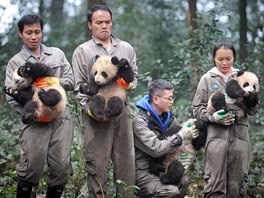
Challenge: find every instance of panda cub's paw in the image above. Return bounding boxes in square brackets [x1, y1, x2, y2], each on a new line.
[80, 83, 99, 96]
[118, 58, 129, 69]
[4, 87, 19, 98]
[38, 89, 61, 106]
[18, 65, 31, 78]
[4, 86, 18, 96]
[105, 96, 123, 118]
[22, 113, 37, 124]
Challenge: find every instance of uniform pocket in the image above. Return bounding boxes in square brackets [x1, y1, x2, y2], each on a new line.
[204, 170, 212, 195]
[46, 61, 64, 68]
[16, 153, 29, 177]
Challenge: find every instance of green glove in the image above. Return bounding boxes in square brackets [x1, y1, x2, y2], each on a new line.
[178, 121, 199, 140]
[178, 153, 192, 169]
[208, 109, 235, 125]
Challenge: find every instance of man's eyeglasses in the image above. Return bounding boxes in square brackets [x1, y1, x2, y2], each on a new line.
[157, 95, 175, 102]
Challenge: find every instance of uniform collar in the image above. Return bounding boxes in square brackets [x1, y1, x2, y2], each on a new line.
[21, 43, 52, 61]
[22, 43, 44, 56]
[92, 35, 121, 47]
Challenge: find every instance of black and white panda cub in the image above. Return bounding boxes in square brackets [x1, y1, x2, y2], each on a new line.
[207, 70, 260, 120]
[149, 119, 208, 185]
[4, 62, 67, 124]
[80, 55, 134, 121]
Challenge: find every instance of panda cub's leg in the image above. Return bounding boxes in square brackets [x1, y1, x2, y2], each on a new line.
[4, 87, 33, 106]
[105, 96, 123, 118]
[18, 62, 53, 78]
[38, 88, 62, 106]
[160, 160, 185, 185]
[22, 101, 39, 124]
[89, 95, 106, 120]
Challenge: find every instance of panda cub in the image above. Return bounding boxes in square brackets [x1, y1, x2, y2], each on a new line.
[149, 119, 208, 185]
[4, 62, 67, 124]
[207, 70, 260, 120]
[80, 55, 134, 121]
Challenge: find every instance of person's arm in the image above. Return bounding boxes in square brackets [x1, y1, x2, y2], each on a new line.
[128, 47, 138, 89]
[192, 75, 211, 121]
[72, 46, 90, 111]
[133, 115, 178, 158]
[4, 59, 23, 114]
[58, 49, 74, 91]
[193, 75, 235, 125]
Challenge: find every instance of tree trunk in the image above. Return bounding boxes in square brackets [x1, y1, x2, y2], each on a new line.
[50, 0, 65, 30]
[38, 0, 45, 20]
[239, 0, 248, 64]
[188, 0, 198, 99]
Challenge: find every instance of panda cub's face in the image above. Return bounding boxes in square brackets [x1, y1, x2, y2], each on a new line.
[13, 69, 33, 90]
[235, 71, 259, 95]
[92, 56, 118, 85]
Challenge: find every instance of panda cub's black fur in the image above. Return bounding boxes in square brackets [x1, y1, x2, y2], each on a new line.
[4, 62, 66, 124]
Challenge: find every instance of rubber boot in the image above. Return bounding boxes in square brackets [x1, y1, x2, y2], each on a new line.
[16, 183, 33, 198]
[45, 186, 64, 198]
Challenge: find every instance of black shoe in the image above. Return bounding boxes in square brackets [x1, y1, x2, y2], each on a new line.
[16, 183, 33, 198]
[45, 186, 64, 198]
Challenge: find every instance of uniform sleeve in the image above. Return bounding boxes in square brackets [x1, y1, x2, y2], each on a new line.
[57, 49, 74, 91]
[72, 46, 90, 111]
[4, 59, 23, 114]
[129, 48, 138, 89]
[192, 75, 210, 121]
[133, 113, 179, 158]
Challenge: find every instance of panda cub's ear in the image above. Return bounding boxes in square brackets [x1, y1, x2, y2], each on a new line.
[92, 55, 100, 63]
[111, 56, 119, 65]
[236, 70, 245, 77]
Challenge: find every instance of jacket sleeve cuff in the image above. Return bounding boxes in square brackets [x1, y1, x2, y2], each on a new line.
[170, 134, 183, 148]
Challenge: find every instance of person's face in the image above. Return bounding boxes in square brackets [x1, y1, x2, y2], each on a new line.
[153, 89, 174, 114]
[19, 23, 42, 51]
[88, 10, 112, 41]
[214, 48, 234, 74]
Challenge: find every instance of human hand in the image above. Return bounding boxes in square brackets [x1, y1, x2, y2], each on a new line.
[208, 109, 235, 125]
[117, 78, 133, 90]
[178, 121, 199, 140]
[178, 153, 192, 169]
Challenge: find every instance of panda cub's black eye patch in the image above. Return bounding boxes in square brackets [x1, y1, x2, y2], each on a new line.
[94, 71, 97, 76]
[243, 82, 249, 88]
[253, 85, 256, 90]
[101, 72, 108, 78]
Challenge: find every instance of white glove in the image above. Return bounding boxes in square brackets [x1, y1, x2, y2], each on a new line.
[208, 109, 235, 125]
[178, 121, 199, 140]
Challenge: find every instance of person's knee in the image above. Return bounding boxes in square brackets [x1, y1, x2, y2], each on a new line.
[49, 160, 72, 185]
[16, 160, 42, 185]
[181, 175, 189, 188]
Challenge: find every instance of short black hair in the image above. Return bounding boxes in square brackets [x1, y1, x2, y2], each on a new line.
[212, 40, 236, 65]
[18, 14, 43, 32]
[148, 79, 173, 102]
[87, 4, 112, 23]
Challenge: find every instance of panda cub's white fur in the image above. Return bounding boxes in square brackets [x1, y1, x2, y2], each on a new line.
[92, 56, 126, 103]
[13, 68, 33, 90]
